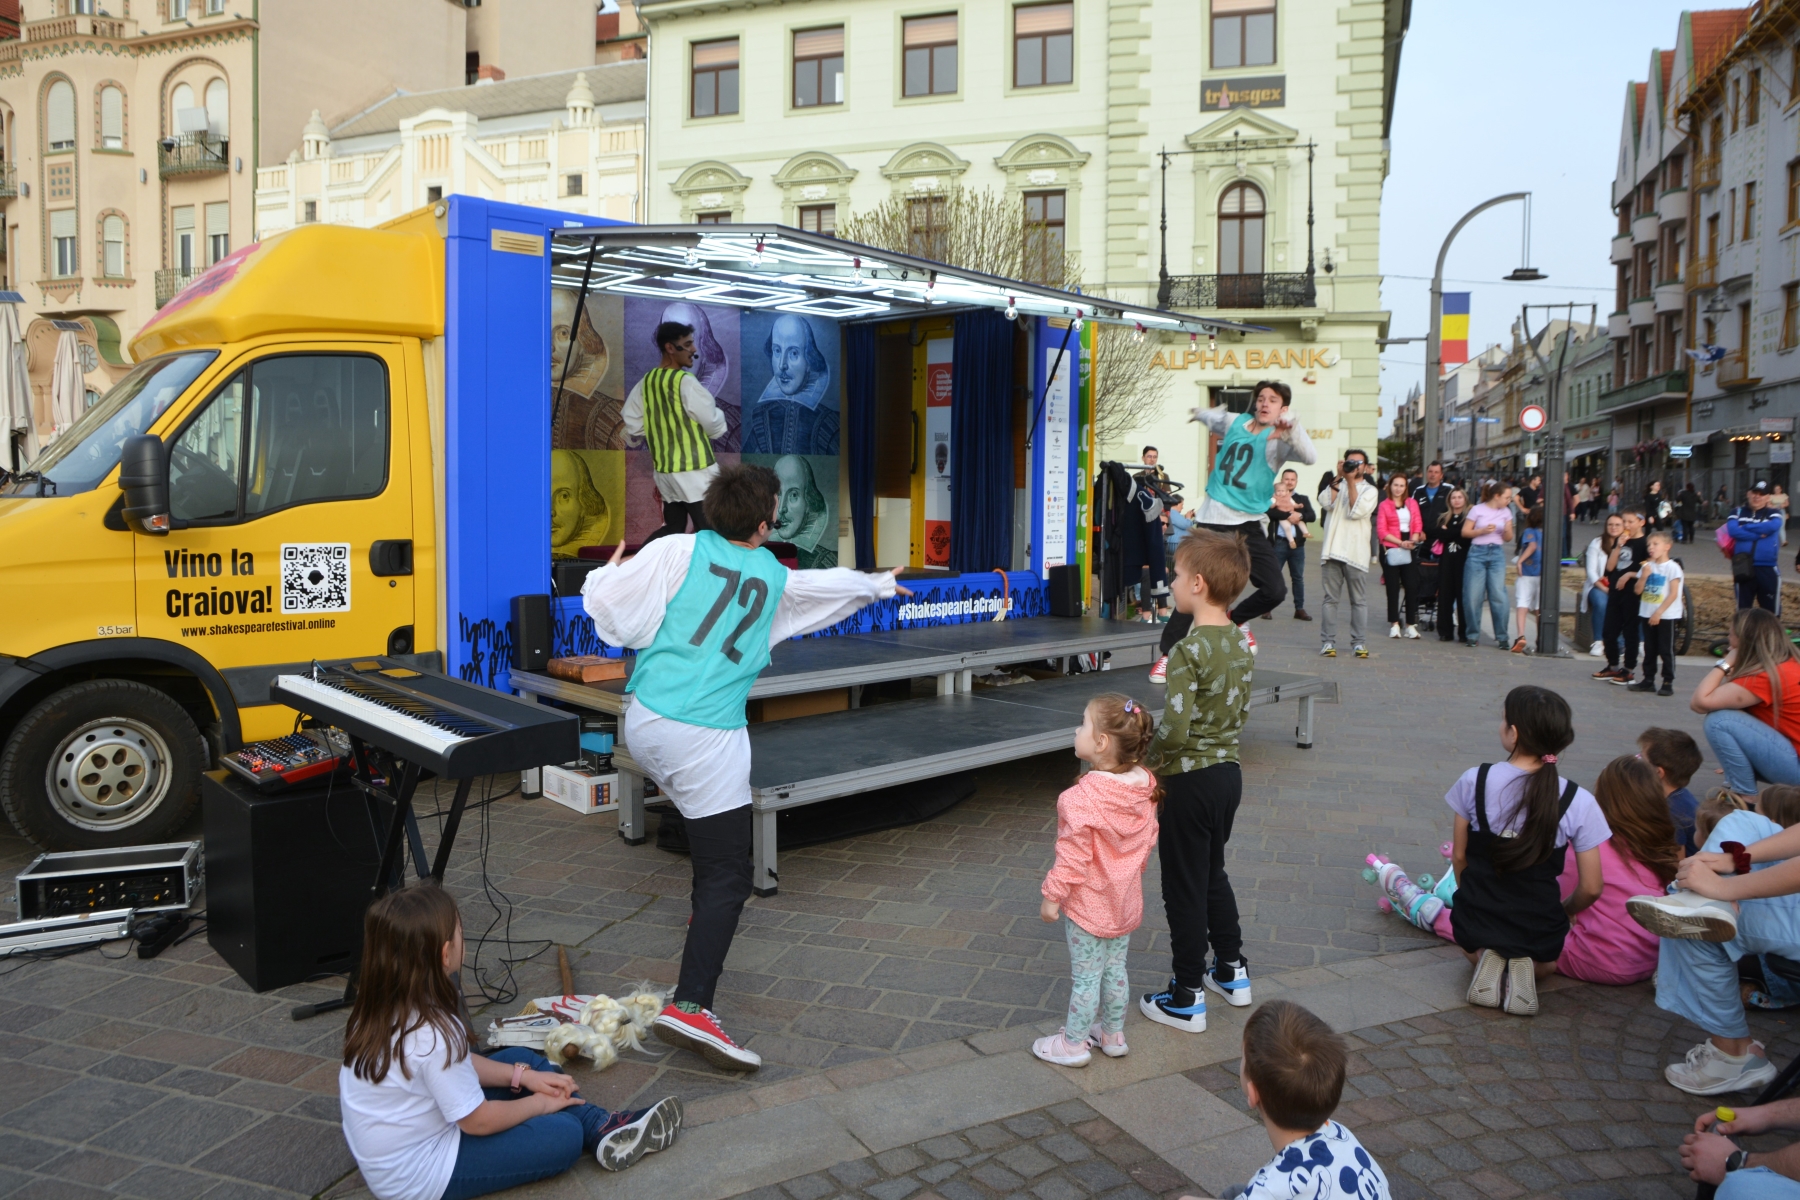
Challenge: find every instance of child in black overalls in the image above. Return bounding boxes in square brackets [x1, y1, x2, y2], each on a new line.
[1445, 686, 1611, 1017]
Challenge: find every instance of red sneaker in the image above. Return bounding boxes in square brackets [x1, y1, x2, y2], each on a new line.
[652, 1004, 761, 1071]
[1148, 655, 1168, 684]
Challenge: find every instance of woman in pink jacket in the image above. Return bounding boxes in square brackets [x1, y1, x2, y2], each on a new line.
[1376, 472, 1426, 639]
[1035, 695, 1162, 1068]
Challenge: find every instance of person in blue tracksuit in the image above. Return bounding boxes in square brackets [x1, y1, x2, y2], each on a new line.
[1728, 484, 1785, 614]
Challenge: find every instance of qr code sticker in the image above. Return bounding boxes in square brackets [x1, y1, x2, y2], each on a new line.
[281, 543, 352, 613]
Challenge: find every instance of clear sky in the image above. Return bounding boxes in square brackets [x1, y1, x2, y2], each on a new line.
[1376, 0, 1702, 434]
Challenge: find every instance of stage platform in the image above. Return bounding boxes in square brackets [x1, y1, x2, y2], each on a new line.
[511, 615, 1165, 714]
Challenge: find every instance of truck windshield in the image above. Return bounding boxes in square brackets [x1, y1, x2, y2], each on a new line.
[6, 351, 217, 496]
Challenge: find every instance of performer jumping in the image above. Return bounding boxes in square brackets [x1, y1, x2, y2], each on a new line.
[1150, 380, 1315, 683]
[581, 463, 905, 1070]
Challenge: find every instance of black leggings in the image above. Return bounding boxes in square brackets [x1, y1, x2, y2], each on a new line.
[1160, 521, 1285, 654]
[1602, 587, 1640, 671]
[1384, 559, 1420, 625]
[1436, 560, 1466, 642]
[645, 498, 710, 545]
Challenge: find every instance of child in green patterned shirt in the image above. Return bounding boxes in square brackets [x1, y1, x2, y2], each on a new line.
[1141, 530, 1256, 1035]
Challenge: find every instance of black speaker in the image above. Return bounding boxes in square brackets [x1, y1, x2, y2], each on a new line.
[511, 593, 552, 672]
[1046, 563, 1082, 617]
[202, 769, 388, 992]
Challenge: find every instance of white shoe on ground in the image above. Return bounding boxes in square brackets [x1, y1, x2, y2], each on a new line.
[1502, 958, 1538, 1017]
[1589, 640, 1606, 657]
[1665, 1039, 1778, 1096]
[1404, 625, 1421, 639]
[1031, 1031, 1093, 1067]
[1627, 891, 1739, 942]
[1466, 948, 1504, 1008]
[1388, 623, 1402, 638]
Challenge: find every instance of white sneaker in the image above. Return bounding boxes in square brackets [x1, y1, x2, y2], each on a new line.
[1627, 891, 1739, 942]
[1203, 958, 1253, 1007]
[1467, 948, 1504, 1008]
[1589, 640, 1607, 658]
[1319, 643, 1336, 658]
[1502, 958, 1538, 1017]
[1148, 655, 1168, 684]
[1665, 1039, 1778, 1096]
[1388, 623, 1402, 639]
[1404, 625, 1421, 639]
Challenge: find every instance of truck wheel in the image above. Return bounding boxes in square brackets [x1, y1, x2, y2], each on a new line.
[0, 680, 207, 850]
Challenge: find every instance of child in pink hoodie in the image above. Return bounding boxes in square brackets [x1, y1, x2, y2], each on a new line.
[1035, 694, 1163, 1068]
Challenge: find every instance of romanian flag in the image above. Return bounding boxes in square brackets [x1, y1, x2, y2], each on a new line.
[1440, 292, 1470, 370]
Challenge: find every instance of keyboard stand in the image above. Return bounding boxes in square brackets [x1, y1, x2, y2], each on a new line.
[291, 736, 475, 1021]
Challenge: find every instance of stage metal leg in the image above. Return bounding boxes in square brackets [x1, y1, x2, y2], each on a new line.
[752, 806, 779, 897]
[617, 768, 647, 845]
[1296, 696, 1315, 749]
[515, 690, 543, 798]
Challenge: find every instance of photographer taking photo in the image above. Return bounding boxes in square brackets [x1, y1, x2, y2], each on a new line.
[1316, 451, 1378, 658]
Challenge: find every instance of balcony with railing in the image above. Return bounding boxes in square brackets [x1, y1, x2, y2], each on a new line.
[1599, 368, 1688, 412]
[1694, 155, 1722, 190]
[158, 134, 228, 179]
[1159, 272, 1315, 310]
[0, 162, 18, 199]
[154, 267, 201, 307]
[26, 13, 130, 40]
[1718, 350, 1760, 388]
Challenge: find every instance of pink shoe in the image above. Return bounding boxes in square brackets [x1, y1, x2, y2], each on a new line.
[1086, 1024, 1128, 1058]
[1031, 1031, 1093, 1067]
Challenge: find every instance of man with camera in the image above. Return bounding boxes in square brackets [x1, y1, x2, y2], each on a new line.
[1317, 450, 1379, 658]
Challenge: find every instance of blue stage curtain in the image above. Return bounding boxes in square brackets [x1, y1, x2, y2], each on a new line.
[845, 323, 878, 570]
[950, 309, 1014, 573]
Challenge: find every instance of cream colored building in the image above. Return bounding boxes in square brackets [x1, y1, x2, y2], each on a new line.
[257, 64, 647, 236]
[639, 0, 1407, 489]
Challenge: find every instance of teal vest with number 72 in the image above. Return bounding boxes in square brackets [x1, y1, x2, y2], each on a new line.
[626, 531, 790, 730]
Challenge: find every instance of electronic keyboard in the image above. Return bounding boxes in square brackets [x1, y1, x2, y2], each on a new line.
[270, 660, 578, 778]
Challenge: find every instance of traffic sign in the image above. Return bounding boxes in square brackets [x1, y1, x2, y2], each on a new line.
[1519, 405, 1548, 433]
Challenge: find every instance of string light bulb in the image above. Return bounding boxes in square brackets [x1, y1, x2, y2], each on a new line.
[1070, 310, 1084, 332]
[1005, 296, 1017, 320]
[752, 237, 766, 266]
[1133, 323, 1146, 344]
[852, 256, 863, 282]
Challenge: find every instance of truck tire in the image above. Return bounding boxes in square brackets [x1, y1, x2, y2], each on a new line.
[0, 680, 208, 851]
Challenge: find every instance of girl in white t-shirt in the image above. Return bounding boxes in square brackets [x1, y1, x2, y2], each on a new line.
[339, 886, 682, 1200]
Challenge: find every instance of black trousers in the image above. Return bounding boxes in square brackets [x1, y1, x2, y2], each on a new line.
[1436, 559, 1467, 642]
[1159, 522, 1284, 654]
[1602, 586, 1640, 671]
[673, 805, 753, 1010]
[1641, 619, 1676, 685]
[1157, 763, 1243, 986]
[645, 498, 710, 545]
[1384, 559, 1420, 625]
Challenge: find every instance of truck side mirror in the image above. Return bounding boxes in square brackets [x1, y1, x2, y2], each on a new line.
[117, 434, 171, 534]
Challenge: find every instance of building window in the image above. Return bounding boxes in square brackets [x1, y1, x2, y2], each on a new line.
[1729, 188, 1737, 242]
[1750, 69, 1763, 126]
[696, 211, 730, 224]
[206, 201, 228, 264]
[47, 162, 72, 202]
[173, 205, 195, 271]
[1733, 78, 1742, 132]
[1217, 181, 1265, 275]
[1747, 181, 1758, 240]
[793, 26, 844, 108]
[1790, 162, 1800, 226]
[565, 173, 584, 196]
[903, 14, 957, 97]
[72, 0, 95, 13]
[206, 0, 223, 12]
[46, 79, 75, 151]
[1014, 3, 1073, 88]
[51, 209, 76, 277]
[102, 215, 125, 277]
[302, 200, 317, 223]
[170, 0, 188, 16]
[1792, 44, 1800, 104]
[1211, 0, 1275, 70]
[691, 38, 740, 118]
[1022, 189, 1065, 283]
[798, 204, 836, 235]
[425, 185, 442, 203]
[907, 194, 947, 259]
[1785, 284, 1800, 350]
[205, 78, 229, 140]
[99, 85, 123, 149]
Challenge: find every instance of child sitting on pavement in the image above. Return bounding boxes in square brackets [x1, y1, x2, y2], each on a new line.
[1033, 694, 1162, 1068]
[1639, 727, 1704, 854]
[1140, 531, 1257, 1034]
[1187, 999, 1391, 1200]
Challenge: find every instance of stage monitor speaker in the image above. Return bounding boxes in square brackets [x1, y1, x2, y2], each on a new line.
[202, 769, 388, 992]
[511, 594, 552, 672]
[1046, 563, 1081, 617]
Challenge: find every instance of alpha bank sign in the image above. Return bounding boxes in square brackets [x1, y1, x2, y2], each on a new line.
[1203, 75, 1285, 109]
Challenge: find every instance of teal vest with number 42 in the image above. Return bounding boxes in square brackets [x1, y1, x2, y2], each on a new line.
[1205, 412, 1278, 517]
[626, 531, 789, 730]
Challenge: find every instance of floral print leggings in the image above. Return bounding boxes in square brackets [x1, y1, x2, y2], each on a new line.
[1063, 918, 1131, 1038]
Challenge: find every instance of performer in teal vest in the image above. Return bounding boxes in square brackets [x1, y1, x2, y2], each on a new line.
[1150, 379, 1316, 684]
[582, 463, 905, 1071]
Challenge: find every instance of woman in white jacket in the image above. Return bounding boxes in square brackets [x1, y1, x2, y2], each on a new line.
[1584, 513, 1624, 659]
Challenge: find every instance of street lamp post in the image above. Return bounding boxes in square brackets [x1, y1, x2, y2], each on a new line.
[1521, 303, 1598, 658]
[1422, 193, 1534, 471]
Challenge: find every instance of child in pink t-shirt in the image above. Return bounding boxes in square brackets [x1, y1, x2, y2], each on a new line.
[1034, 695, 1161, 1069]
[1555, 756, 1680, 984]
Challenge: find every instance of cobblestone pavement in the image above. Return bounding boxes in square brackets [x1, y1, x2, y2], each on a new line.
[0, 613, 1759, 1197]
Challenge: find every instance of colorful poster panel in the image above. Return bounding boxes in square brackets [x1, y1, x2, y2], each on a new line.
[744, 452, 839, 568]
[740, 311, 840, 456]
[551, 291, 627, 450]
[923, 336, 953, 567]
[622, 297, 741, 451]
[550, 449, 625, 558]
